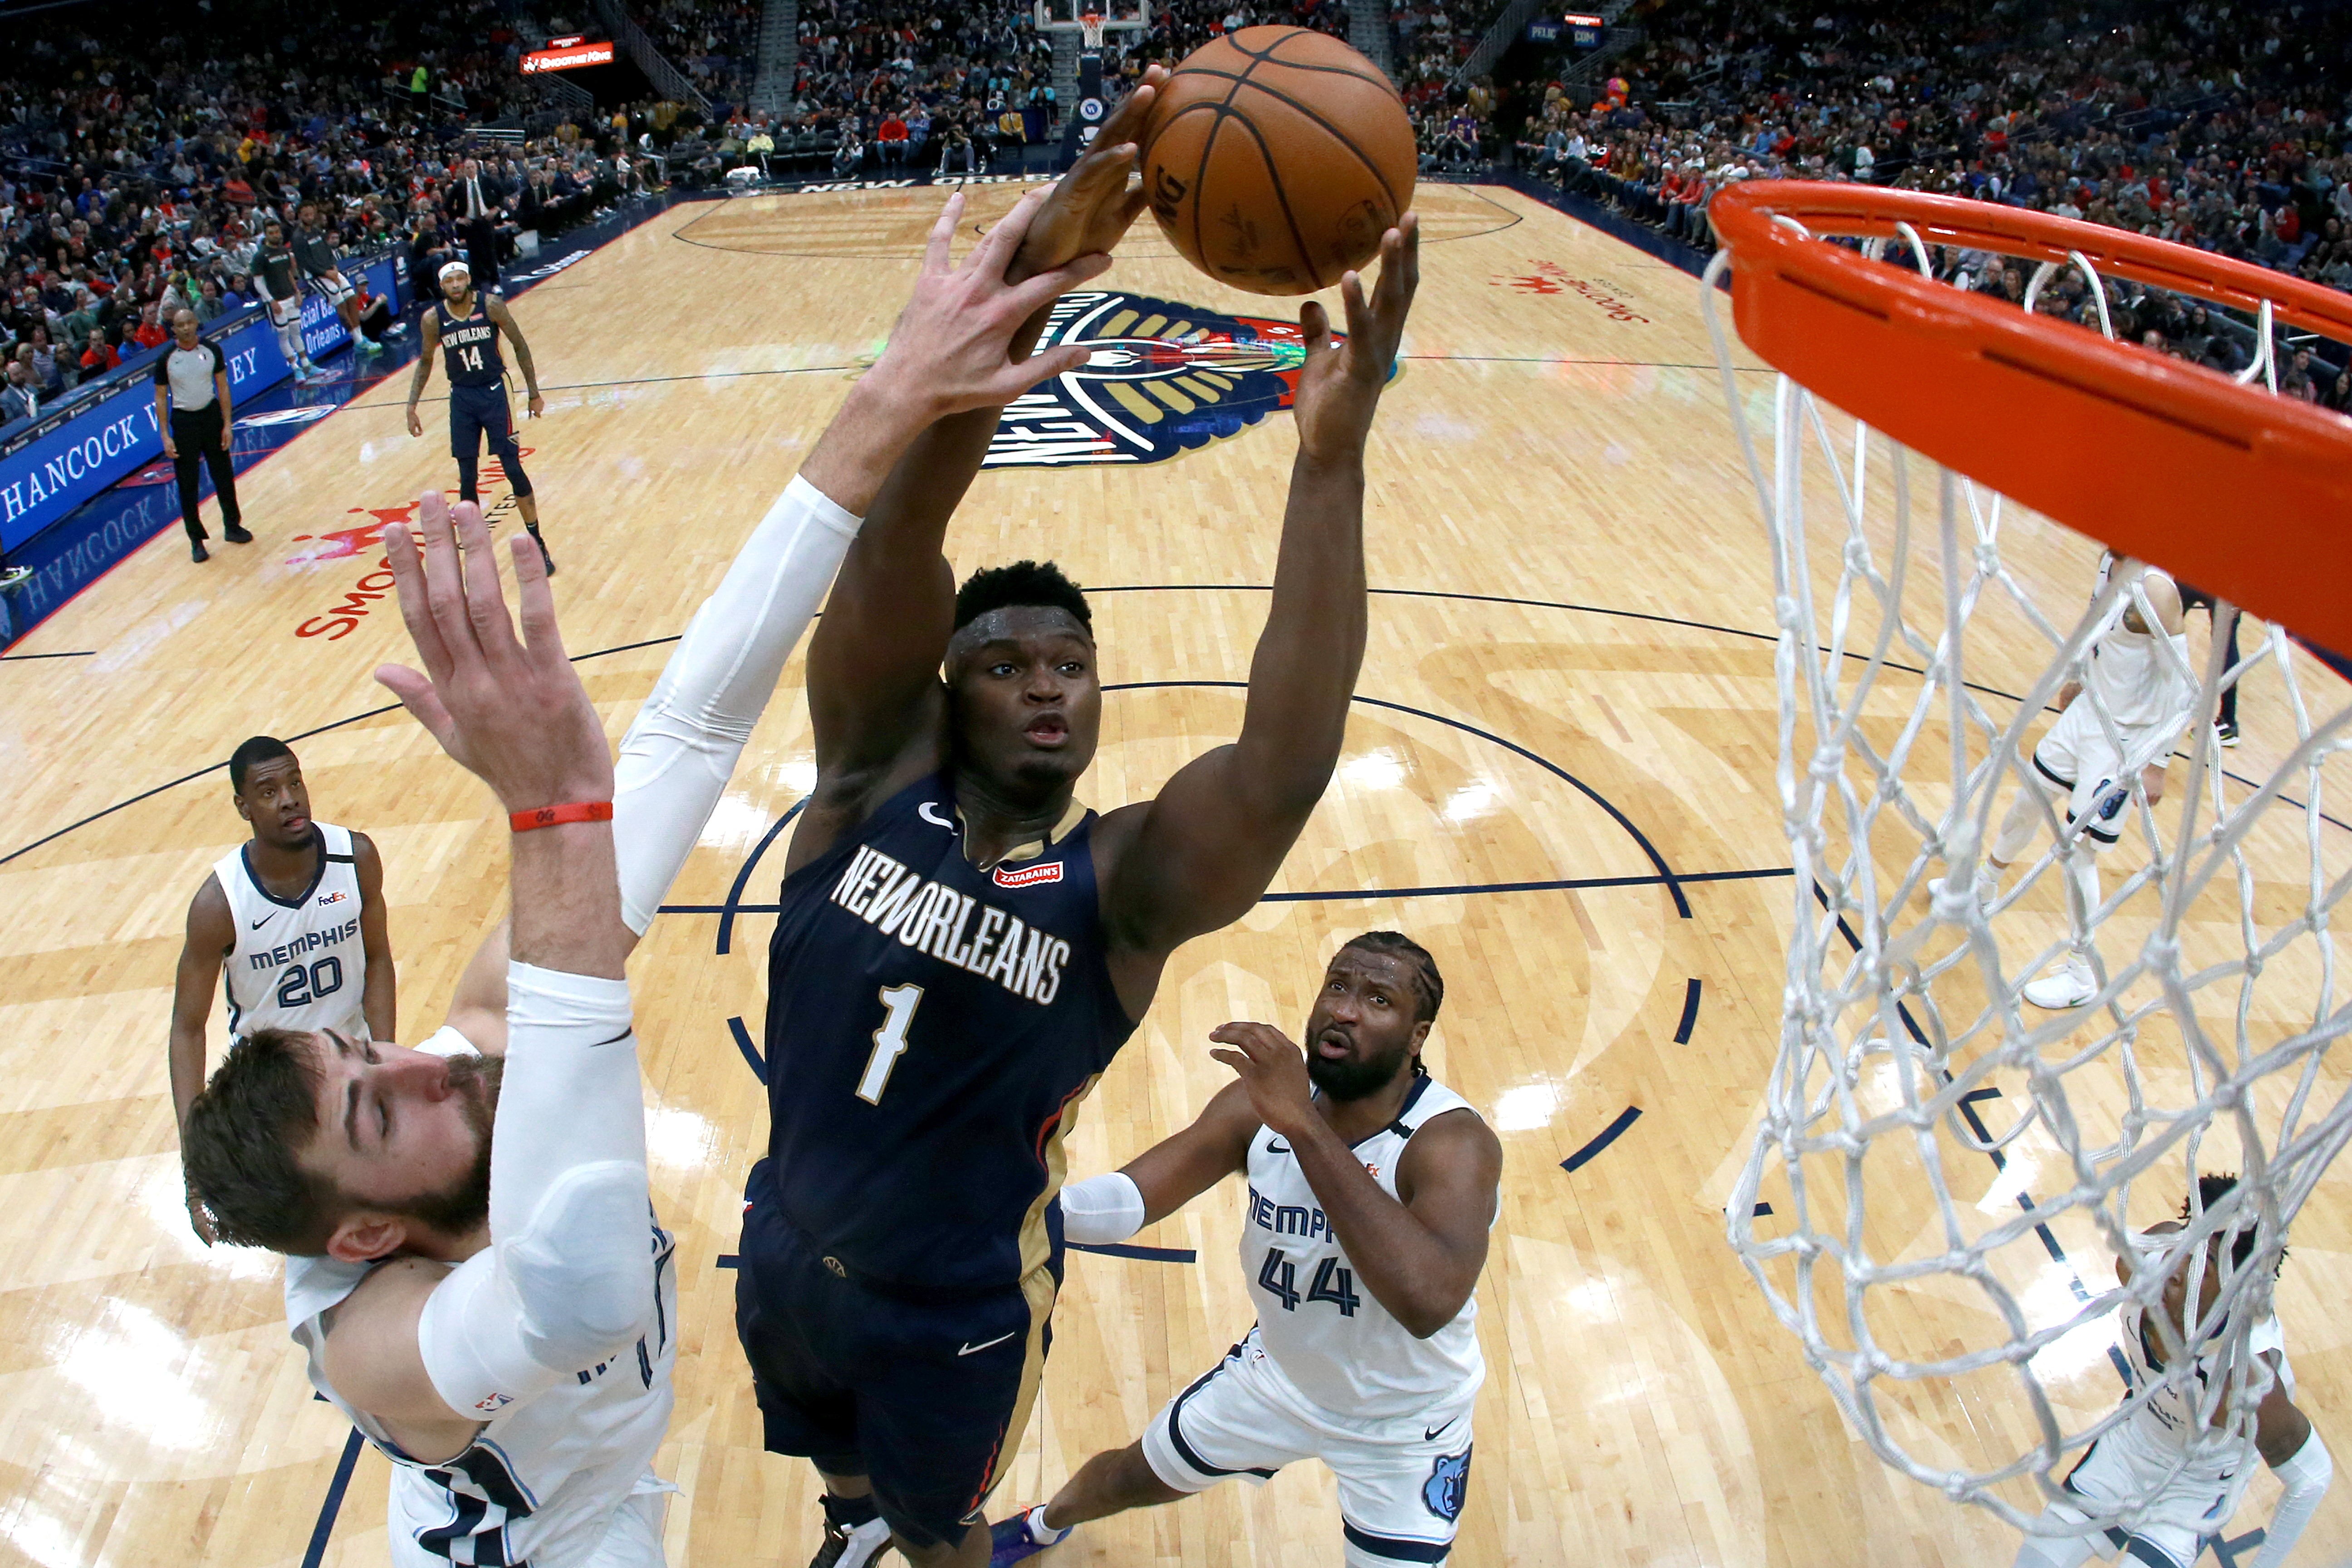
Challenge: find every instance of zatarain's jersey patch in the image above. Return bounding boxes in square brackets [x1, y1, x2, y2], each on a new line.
[993, 861, 1064, 890]
[981, 289, 1396, 470]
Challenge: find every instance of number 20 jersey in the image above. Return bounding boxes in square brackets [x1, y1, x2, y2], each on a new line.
[763, 771, 1137, 1295]
[212, 822, 369, 1042]
[1243, 1075, 1487, 1422]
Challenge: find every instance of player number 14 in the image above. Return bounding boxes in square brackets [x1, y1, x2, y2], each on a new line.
[858, 984, 924, 1104]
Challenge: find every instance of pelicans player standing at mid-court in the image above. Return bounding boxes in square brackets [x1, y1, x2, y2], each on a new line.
[167, 734, 394, 1241]
[407, 258, 554, 574]
[995, 932, 1500, 1568]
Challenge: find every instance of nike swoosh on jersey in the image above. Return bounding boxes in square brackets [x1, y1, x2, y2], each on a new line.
[957, 1331, 1018, 1357]
[1266, 1137, 1290, 1154]
[250, 911, 276, 929]
[1425, 1417, 1457, 1442]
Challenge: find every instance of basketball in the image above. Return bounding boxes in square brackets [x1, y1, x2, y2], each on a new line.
[1140, 26, 1416, 296]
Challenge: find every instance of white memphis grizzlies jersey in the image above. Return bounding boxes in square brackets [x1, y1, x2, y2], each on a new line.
[285, 1028, 679, 1567]
[1240, 1075, 1486, 1422]
[2114, 1253, 2290, 1470]
[213, 822, 368, 1040]
[2086, 553, 2193, 733]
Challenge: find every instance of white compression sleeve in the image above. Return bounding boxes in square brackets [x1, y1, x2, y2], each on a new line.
[417, 963, 654, 1417]
[2252, 1429, 2332, 1568]
[613, 475, 861, 933]
[1058, 1172, 1145, 1245]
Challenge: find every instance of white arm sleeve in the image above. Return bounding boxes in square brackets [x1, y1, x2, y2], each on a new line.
[2252, 1429, 2331, 1568]
[1058, 1172, 1146, 1245]
[416, 963, 653, 1417]
[613, 474, 862, 933]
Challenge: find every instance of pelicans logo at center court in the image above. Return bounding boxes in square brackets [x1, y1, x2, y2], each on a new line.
[982, 289, 1381, 469]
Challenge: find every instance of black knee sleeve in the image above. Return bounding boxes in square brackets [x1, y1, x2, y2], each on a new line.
[487, 431, 530, 498]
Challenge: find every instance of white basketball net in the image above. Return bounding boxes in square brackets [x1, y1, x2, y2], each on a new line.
[1701, 239, 2352, 1539]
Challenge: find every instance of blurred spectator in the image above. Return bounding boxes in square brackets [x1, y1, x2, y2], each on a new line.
[1, 359, 38, 425]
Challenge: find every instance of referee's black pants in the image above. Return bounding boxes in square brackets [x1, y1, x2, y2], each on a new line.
[464, 218, 501, 291]
[171, 405, 241, 543]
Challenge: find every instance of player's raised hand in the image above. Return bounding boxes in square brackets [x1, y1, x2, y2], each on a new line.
[372, 492, 612, 814]
[1291, 214, 1420, 465]
[1008, 64, 1167, 283]
[867, 188, 1113, 417]
[1209, 1021, 1319, 1141]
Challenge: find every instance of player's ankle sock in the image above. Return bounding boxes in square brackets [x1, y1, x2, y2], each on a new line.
[1021, 1506, 1069, 1546]
[820, 1492, 881, 1531]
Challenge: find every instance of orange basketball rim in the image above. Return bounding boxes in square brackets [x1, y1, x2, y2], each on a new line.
[1707, 181, 2352, 661]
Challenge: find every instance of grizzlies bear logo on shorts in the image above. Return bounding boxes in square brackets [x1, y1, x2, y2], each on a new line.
[1423, 1448, 1472, 1522]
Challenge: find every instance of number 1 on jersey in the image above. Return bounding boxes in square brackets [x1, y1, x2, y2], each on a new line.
[858, 984, 924, 1104]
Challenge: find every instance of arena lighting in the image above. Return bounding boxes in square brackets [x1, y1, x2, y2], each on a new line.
[547, 34, 584, 45]
[1563, 12, 1603, 24]
[519, 39, 615, 73]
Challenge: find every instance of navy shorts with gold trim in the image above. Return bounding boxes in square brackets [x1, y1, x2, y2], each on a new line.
[733, 1157, 1059, 1548]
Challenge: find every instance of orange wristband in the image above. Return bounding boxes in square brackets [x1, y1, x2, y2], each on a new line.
[508, 801, 614, 833]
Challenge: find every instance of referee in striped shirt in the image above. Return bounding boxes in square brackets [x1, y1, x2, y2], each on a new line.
[153, 309, 250, 564]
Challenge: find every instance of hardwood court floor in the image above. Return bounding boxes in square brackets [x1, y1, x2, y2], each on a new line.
[2, 182, 2347, 1568]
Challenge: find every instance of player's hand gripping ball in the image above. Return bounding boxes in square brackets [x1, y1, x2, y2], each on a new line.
[1141, 26, 1417, 295]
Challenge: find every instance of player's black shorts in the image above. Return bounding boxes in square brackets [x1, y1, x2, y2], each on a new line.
[734, 1156, 1060, 1548]
[448, 382, 517, 456]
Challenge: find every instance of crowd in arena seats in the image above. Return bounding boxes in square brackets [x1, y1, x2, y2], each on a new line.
[1139, 0, 1349, 62]
[0, 0, 679, 436]
[743, 0, 1347, 184]
[638, 0, 766, 114]
[760, 0, 1062, 177]
[1500, 0, 2351, 402]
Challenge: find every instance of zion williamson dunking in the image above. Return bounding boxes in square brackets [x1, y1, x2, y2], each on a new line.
[731, 96, 1426, 1568]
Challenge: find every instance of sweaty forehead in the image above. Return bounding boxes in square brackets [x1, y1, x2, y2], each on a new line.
[951, 606, 1093, 654]
[1326, 949, 1412, 990]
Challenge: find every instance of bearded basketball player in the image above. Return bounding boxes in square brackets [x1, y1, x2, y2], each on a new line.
[167, 735, 394, 1242]
[734, 75, 1426, 1568]
[1000, 932, 1501, 1568]
[176, 163, 1112, 1566]
[407, 259, 554, 573]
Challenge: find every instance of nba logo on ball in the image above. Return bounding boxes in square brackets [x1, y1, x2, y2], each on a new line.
[1422, 1449, 1471, 1521]
[983, 288, 1393, 470]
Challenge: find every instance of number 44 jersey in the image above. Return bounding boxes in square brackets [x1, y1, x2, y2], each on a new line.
[1243, 1076, 1487, 1422]
[214, 822, 370, 1043]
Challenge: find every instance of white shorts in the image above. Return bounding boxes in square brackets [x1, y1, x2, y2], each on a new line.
[266, 295, 303, 328]
[387, 1468, 669, 1567]
[310, 271, 356, 306]
[2049, 1419, 2251, 1568]
[2031, 702, 2169, 850]
[1142, 1330, 1474, 1567]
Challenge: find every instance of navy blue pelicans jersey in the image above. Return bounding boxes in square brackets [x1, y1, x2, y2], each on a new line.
[435, 298, 506, 387]
[762, 771, 1137, 1295]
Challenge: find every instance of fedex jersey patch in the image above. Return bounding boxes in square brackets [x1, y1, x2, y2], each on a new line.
[994, 861, 1064, 890]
